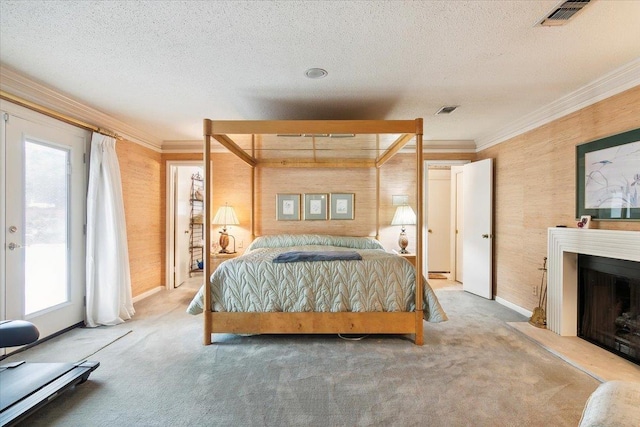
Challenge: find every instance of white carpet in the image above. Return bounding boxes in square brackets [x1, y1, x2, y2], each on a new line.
[6, 281, 601, 426]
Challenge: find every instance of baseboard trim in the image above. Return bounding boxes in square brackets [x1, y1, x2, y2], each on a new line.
[132, 286, 163, 304]
[495, 296, 533, 318]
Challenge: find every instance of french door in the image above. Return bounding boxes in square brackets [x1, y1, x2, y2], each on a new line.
[1, 103, 88, 341]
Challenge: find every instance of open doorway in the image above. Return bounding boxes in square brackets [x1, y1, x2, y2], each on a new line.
[423, 160, 469, 283]
[423, 159, 494, 300]
[166, 161, 203, 289]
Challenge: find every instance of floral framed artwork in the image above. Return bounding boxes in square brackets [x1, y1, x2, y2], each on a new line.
[576, 128, 640, 220]
[330, 193, 354, 220]
[304, 193, 328, 220]
[276, 194, 300, 221]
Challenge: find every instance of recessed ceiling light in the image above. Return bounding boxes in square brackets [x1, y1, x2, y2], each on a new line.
[305, 68, 328, 79]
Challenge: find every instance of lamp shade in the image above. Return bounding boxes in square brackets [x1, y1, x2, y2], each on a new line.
[212, 204, 239, 227]
[391, 205, 416, 226]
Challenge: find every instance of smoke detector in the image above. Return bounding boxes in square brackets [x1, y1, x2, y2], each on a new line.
[538, 0, 594, 26]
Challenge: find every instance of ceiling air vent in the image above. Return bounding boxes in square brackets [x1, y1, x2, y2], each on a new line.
[435, 106, 458, 115]
[539, 0, 593, 26]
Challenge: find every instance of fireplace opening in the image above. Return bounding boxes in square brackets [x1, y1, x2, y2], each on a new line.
[578, 254, 640, 365]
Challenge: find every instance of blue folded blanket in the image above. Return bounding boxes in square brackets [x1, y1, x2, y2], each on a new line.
[272, 251, 362, 263]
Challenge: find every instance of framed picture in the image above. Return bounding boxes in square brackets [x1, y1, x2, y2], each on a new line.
[304, 193, 328, 220]
[392, 195, 409, 206]
[576, 128, 640, 220]
[276, 194, 300, 221]
[330, 193, 354, 220]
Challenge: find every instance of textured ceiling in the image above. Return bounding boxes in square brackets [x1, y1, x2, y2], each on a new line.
[1, 0, 639, 148]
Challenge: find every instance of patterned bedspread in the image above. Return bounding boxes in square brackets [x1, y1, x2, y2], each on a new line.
[186, 234, 447, 322]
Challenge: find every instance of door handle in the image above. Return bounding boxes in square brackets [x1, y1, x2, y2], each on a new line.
[428, 229, 432, 233]
[7, 242, 24, 250]
[482, 234, 493, 239]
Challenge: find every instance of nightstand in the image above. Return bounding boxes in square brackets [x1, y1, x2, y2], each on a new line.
[210, 252, 239, 273]
[392, 251, 416, 267]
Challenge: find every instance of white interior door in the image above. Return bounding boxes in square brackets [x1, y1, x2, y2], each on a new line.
[427, 168, 451, 272]
[2, 106, 88, 340]
[462, 158, 493, 299]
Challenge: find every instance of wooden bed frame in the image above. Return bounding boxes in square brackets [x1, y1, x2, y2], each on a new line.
[202, 119, 425, 345]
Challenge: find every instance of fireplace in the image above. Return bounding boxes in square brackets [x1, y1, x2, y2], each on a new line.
[546, 228, 640, 337]
[578, 254, 640, 365]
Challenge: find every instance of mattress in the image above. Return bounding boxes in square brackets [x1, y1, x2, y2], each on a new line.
[186, 234, 447, 322]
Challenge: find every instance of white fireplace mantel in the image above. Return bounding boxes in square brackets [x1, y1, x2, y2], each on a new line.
[547, 228, 640, 336]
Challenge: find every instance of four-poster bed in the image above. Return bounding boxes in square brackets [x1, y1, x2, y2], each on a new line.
[189, 119, 446, 345]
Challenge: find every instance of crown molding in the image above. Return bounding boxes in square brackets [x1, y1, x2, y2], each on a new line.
[403, 140, 476, 154]
[162, 140, 231, 153]
[423, 140, 476, 153]
[0, 64, 163, 152]
[5, 57, 637, 156]
[161, 140, 203, 153]
[164, 139, 478, 155]
[475, 58, 640, 152]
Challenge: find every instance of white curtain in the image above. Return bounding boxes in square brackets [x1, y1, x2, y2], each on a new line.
[85, 132, 135, 327]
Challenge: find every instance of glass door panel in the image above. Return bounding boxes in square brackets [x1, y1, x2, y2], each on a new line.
[24, 141, 70, 315]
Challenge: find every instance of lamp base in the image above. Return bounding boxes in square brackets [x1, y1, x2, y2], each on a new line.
[398, 227, 409, 254]
[219, 231, 229, 253]
[218, 229, 236, 254]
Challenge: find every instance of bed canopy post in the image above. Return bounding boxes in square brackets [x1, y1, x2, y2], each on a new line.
[415, 118, 424, 346]
[203, 122, 213, 345]
[375, 167, 380, 240]
[375, 134, 380, 240]
[251, 134, 256, 239]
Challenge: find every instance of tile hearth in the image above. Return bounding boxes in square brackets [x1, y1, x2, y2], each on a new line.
[509, 321, 640, 383]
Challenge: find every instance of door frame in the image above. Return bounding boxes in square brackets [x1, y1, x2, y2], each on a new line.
[451, 165, 465, 282]
[165, 160, 203, 290]
[422, 160, 469, 277]
[1, 109, 7, 325]
[1, 100, 89, 341]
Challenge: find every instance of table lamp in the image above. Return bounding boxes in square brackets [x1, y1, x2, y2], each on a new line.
[212, 203, 239, 253]
[391, 204, 416, 254]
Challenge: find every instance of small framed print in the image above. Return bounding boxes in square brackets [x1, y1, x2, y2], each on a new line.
[330, 193, 354, 220]
[276, 194, 300, 221]
[304, 193, 328, 220]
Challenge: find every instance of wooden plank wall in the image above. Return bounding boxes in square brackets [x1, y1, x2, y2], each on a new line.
[117, 139, 163, 297]
[256, 167, 377, 237]
[208, 153, 253, 252]
[128, 150, 473, 298]
[476, 85, 640, 311]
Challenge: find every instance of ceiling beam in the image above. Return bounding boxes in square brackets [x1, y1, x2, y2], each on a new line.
[206, 120, 418, 136]
[211, 134, 257, 167]
[375, 133, 415, 168]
